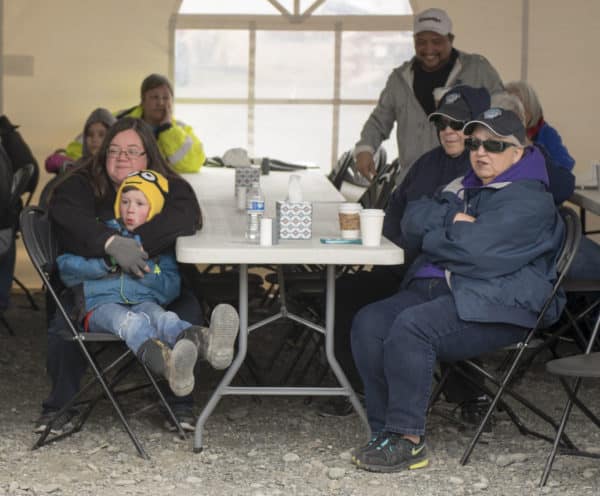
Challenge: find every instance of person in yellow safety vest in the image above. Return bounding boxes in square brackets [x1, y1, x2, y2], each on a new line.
[64, 74, 205, 173]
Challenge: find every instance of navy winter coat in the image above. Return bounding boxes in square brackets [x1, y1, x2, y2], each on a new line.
[401, 146, 566, 328]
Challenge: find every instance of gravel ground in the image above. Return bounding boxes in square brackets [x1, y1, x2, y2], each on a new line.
[1, 290, 599, 496]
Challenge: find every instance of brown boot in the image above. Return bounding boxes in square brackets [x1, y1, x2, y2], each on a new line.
[137, 339, 197, 396]
[177, 304, 239, 370]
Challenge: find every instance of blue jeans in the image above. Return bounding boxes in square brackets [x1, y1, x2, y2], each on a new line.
[351, 278, 527, 436]
[88, 301, 192, 354]
[43, 287, 203, 412]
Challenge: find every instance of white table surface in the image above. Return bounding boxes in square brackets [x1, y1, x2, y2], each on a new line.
[177, 167, 404, 266]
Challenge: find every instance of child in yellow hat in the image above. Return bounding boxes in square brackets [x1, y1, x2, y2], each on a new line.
[56, 170, 239, 398]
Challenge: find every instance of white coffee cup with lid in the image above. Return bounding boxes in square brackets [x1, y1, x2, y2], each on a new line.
[360, 209, 385, 247]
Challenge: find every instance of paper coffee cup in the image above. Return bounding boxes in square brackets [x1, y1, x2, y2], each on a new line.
[339, 203, 362, 239]
[360, 209, 385, 247]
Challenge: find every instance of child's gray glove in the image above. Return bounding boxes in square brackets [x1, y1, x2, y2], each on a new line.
[105, 235, 149, 277]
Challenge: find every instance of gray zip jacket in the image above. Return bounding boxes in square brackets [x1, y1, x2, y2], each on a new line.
[354, 50, 503, 176]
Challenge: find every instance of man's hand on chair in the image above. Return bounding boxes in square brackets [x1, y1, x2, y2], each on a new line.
[356, 151, 376, 181]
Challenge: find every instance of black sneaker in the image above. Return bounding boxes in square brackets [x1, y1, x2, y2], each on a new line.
[163, 404, 196, 432]
[350, 431, 385, 457]
[351, 433, 429, 473]
[460, 395, 494, 432]
[34, 409, 77, 435]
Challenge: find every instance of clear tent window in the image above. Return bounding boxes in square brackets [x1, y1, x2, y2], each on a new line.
[174, 0, 414, 171]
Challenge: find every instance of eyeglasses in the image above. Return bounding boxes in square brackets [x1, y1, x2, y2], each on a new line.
[464, 137, 517, 153]
[433, 118, 465, 132]
[107, 146, 147, 160]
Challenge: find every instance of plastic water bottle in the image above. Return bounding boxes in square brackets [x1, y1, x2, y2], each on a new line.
[246, 181, 265, 242]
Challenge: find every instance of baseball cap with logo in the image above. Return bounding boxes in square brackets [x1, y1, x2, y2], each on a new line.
[413, 8, 452, 36]
[429, 86, 491, 123]
[463, 108, 527, 146]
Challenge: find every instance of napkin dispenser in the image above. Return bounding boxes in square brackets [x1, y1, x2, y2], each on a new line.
[276, 200, 312, 240]
[234, 166, 261, 195]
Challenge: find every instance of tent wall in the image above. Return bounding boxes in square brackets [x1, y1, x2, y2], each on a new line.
[2, 0, 598, 286]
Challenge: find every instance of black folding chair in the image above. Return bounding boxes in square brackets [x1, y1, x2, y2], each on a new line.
[20, 206, 186, 459]
[328, 147, 387, 191]
[446, 206, 583, 465]
[540, 302, 600, 485]
[11, 162, 40, 311]
[359, 158, 401, 210]
[0, 160, 40, 336]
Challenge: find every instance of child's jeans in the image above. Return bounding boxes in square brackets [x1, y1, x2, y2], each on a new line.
[88, 302, 192, 354]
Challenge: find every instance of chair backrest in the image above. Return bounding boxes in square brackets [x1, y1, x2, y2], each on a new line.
[0, 144, 13, 226]
[328, 147, 387, 191]
[528, 206, 582, 333]
[11, 163, 36, 208]
[20, 205, 66, 328]
[359, 158, 401, 210]
[328, 150, 354, 190]
[19, 206, 58, 283]
[556, 206, 582, 281]
[37, 174, 63, 211]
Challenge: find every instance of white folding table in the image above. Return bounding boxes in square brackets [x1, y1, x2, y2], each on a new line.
[178, 168, 404, 451]
[570, 187, 600, 234]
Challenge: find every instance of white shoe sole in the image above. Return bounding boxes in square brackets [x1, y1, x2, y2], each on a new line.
[206, 303, 239, 370]
[168, 340, 198, 396]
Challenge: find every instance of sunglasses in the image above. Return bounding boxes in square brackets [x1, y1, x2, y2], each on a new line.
[433, 118, 465, 132]
[464, 137, 517, 153]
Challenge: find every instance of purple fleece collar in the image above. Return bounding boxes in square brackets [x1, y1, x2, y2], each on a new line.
[462, 146, 549, 189]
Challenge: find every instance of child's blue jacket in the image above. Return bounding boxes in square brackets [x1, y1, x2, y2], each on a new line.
[56, 219, 181, 312]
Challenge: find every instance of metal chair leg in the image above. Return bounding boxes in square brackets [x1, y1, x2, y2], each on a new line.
[540, 379, 580, 487]
[13, 276, 40, 310]
[0, 313, 15, 336]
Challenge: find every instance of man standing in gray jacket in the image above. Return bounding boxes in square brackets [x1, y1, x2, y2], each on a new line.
[355, 7, 504, 180]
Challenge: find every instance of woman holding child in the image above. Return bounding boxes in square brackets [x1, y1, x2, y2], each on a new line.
[36, 117, 238, 433]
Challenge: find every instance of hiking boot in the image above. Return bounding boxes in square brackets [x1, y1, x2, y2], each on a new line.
[138, 339, 198, 397]
[351, 433, 429, 473]
[162, 403, 196, 432]
[34, 409, 78, 435]
[460, 395, 494, 432]
[199, 304, 240, 370]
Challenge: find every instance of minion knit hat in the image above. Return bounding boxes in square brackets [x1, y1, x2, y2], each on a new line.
[114, 170, 169, 221]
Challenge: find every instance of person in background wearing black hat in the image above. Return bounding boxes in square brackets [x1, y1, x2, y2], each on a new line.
[354, 7, 503, 183]
[349, 108, 565, 473]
